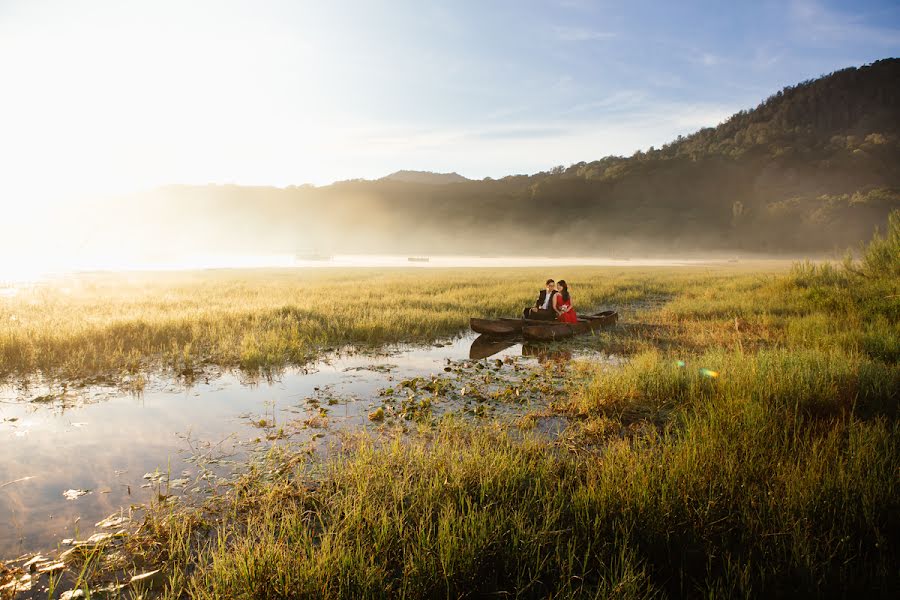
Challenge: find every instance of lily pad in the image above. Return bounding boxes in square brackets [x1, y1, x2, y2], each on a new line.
[95, 514, 130, 528]
[21, 555, 47, 570]
[37, 561, 65, 573]
[142, 471, 168, 484]
[62, 489, 91, 500]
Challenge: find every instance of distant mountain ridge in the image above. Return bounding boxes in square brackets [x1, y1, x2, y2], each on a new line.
[105, 58, 900, 257]
[380, 170, 470, 184]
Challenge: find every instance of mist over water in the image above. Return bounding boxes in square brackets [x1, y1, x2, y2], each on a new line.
[0, 252, 752, 286]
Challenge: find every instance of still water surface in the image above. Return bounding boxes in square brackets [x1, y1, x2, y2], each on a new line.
[0, 332, 582, 560]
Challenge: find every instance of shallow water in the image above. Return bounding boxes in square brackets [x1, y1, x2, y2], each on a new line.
[0, 332, 602, 560]
[0, 254, 734, 285]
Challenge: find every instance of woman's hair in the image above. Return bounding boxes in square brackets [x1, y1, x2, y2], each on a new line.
[557, 280, 570, 302]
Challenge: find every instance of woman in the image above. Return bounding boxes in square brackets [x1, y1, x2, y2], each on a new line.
[553, 280, 578, 323]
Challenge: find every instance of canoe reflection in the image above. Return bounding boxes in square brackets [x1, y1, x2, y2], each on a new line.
[468, 335, 518, 360]
[521, 344, 572, 363]
[467, 336, 574, 362]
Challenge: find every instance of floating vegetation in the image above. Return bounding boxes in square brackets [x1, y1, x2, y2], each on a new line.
[0, 475, 35, 488]
[343, 363, 396, 373]
[62, 489, 91, 500]
[95, 514, 130, 529]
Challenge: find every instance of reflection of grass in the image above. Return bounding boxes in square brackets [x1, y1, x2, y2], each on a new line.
[0, 264, 787, 382]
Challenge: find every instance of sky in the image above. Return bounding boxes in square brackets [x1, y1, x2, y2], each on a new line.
[0, 0, 898, 200]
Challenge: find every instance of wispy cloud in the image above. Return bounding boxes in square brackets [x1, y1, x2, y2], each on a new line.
[551, 25, 616, 42]
[790, 0, 900, 46]
[751, 44, 784, 70]
[468, 126, 571, 140]
[695, 52, 722, 67]
[553, 0, 599, 11]
[561, 90, 648, 115]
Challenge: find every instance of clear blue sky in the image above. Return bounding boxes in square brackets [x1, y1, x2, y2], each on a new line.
[0, 0, 898, 194]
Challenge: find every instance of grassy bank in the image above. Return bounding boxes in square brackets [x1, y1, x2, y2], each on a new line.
[154, 410, 895, 598]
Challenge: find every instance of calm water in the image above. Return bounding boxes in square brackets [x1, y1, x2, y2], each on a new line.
[0, 332, 588, 560]
[0, 254, 731, 286]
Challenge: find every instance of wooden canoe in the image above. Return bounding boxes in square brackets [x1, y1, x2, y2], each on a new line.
[470, 316, 554, 335]
[589, 310, 618, 327]
[470, 317, 521, 335]
[522, 311, 619, 341]
[471, 311, 618, 336]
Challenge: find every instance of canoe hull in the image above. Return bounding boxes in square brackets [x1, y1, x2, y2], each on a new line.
[589, 310, 618, 327]
[470, 318, 519, 336]
[471, 317, 556, 335]
[522, 311, 618, 341]
[471, 311, 618, 337]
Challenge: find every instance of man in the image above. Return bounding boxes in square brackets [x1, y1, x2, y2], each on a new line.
[524, 278, 558, 320]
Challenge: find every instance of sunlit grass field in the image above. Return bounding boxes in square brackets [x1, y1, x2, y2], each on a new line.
[0, 262, 793, 382]
[3, 215, 899, 598]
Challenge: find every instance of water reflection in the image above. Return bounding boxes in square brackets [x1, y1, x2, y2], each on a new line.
[1, 330, 609, 560]
[467, 335, 574, 363]
[468, 335, 517, 360]
[0, 333, 532, 560]
[522, 344, 573, 363]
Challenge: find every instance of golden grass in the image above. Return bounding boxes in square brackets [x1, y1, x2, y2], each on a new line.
[1, 263, 792, 382]
[15, 243, 899, 598]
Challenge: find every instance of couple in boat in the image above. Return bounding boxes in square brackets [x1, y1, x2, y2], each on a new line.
[523, 278, 577, 324]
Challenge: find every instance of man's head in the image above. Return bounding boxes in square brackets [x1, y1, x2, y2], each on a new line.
[545, 279, 555, 290]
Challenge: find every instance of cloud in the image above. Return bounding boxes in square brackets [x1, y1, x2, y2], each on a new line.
[790, 0, 900, 47]
[553, 0, 599, 11]
[468, 126, 571, 140]
[336, 97, 737, 178]
[699, 52, 722, 67]
[551, 25, 617, 42]
[751, 44, 783, 70]
[561, 90, 649, 115]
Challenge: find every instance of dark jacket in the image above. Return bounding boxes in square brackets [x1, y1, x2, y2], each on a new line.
[534, 289, 557, 309]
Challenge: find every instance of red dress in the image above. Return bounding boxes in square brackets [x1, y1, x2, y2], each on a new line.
[556, 296, 578, 323]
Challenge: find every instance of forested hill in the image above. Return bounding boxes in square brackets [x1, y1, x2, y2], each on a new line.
[127, 58, 900, 256]
[380, 171, 470, 184]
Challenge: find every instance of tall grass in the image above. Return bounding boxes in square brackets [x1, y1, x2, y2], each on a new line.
[7, 215, 899, 598]
[151, 397, 896, 597]
[0, 264, 782, 382]
[137, 341, 897, 598]
[567, 347, 898, 421]
[105, 219, 897, 599]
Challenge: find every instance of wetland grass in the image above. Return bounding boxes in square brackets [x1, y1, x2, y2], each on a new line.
[137, 221, 896, 598]
[4, 216, 899, 598]
[0, 264, 782, 383]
